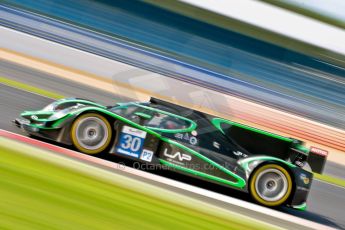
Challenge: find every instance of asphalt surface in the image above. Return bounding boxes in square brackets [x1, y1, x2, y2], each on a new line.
[0, 61, 345, 229]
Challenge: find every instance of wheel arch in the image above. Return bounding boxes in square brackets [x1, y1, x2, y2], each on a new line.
[53, 109, 117, 141]
[69, 111, 115, 154]
[239, 156, 296, 181]
[248, 160, 296, 186]
[75, 109, 117, 125]
[245, 159, 296, 206]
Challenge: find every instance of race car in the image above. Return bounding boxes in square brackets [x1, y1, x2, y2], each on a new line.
[13, 97, 315, 209]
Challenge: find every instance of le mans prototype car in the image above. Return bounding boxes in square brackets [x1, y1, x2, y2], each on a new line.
[14, 97, 315, 209]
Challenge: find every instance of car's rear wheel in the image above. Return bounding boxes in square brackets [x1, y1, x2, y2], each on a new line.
[70, 113, 112, 154]
[249, 164, 292, 207]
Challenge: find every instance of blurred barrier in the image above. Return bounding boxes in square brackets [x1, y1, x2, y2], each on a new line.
[0, 4, 344, 153]
[1, 45, 344, 153]
[144, 0, 345, 62]
[1, 5, 345, 130]
[1, 2, 345, 122]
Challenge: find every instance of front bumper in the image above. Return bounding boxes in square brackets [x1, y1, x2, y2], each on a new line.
[12, 118, 64, 143]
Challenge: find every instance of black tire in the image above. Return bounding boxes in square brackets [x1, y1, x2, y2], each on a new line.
[70, 113, 112, 154]
[249, 164, 293, 207]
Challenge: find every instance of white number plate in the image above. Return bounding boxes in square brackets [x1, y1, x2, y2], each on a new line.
[116, 126, 146, 158]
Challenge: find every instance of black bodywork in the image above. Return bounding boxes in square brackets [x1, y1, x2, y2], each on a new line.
[14, 97, 314, 208]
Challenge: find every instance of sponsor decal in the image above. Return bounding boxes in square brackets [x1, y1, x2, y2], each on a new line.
[213, 141, 220, 149]
[310, 147, 328, 157]
[116, 126, 146, 158]
[233, 151, 248, 158]
[122, 126, 147, 138]
[163, 148, 192, 165]
[140, 149, 154, 162]
[174, 132, 198, 145]
[295, 160, 305, 167]
[300, 173, 310, 185]
[174, 133, 183, 139]
[189, 136, 198, 145]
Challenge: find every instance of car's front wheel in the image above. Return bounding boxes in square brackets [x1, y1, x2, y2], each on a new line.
[249, 164, 293, 207]
[70, 113, 112, 154]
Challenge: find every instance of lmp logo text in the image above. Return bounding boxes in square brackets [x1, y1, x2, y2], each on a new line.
[163, 148, 192, 161]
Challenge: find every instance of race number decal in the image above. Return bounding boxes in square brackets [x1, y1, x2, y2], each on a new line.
[116, 126, 146, 158]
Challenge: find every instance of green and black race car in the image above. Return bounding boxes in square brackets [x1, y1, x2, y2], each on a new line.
[14, 97, 318, 209]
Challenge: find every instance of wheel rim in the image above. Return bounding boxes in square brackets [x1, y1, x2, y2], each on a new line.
[254, 168, 288, 202]
[75, 116, 109, 150]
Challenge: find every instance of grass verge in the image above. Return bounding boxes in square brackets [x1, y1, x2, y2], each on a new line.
[0, 137, 276, 230]
[0, 76, 64, 99]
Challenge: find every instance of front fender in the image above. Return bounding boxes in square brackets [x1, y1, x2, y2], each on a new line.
[46, 108, 115, 145]
[49, 107, 113, 128]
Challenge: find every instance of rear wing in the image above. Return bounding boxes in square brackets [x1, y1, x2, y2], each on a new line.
[307, 147, 328, 174]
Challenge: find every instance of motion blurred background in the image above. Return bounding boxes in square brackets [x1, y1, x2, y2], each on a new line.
[0, 0, 344, 229]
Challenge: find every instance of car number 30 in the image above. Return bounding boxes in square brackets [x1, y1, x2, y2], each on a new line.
[121, 134, 142, 152]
